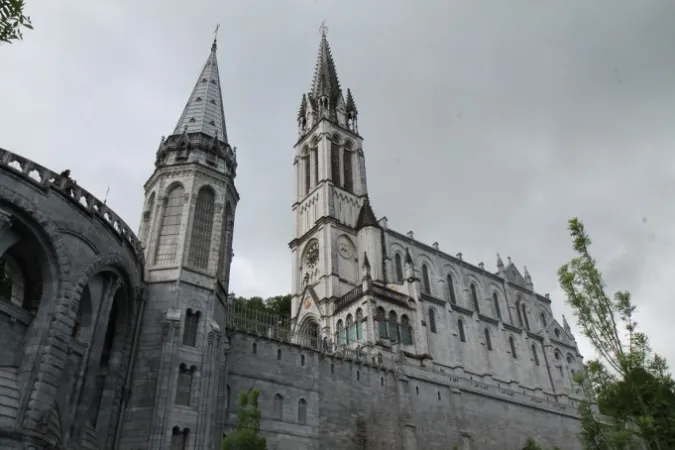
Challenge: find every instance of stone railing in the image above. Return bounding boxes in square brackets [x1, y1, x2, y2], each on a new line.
[0, 148, 144, 266]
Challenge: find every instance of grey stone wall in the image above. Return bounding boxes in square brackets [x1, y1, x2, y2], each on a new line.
[225, 332, 583, 450]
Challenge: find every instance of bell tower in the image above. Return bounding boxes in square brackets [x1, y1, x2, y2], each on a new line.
[290, 28, 383, 341]
[120, 35, 238, 450]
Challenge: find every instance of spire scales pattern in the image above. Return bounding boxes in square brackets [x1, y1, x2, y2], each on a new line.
[173, 39, 229, 143]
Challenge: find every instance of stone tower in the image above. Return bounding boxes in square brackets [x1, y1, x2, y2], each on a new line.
[119, 37, 238, 450]
[290, 30, 383, 345]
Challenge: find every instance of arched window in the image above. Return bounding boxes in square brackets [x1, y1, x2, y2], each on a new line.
[509, 336, 517, 359]
[297, 398, 307, 424]
[492, 292, 502, 320]
[447, 274, 456, 304]
[428, 307, 437, 333]
[336, 320, 346, 346]
[566, 354, 574, 365]
[540, 312, 547, 328]
[171, 427, 188, 450]
[355, 308, 364, 340]
[346, 314, 354, 343]
[422, 264, 431, 294]
[470, 284, 480, 313]
[389, 310, 401, 342]
[188, 186, 215, 269]
[274, 393, 283, 420]
[532, 344, 540, 366]
[376, 307, 387, 339]
[176, 364, 194, 406]
[312, 146, 319, 186]
[304, 153, 311, 194]
[183, 309, 199, 347]
[520, 302, 530, 331]
[401, 315, 413, 345]
[458, 319, 466, 342]
[343, 145, 353, 192]
[395, 253, 403, 282]
[306, 321, 319, 349]
[331, 140, 340, 186]
[484, 328, 492, 350]
[155, 184, 185, 264]
[555, 350, 562, 361]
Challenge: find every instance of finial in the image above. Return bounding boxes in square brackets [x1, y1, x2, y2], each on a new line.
[212, 24, 220, 51]
[319, 20, 328, 38]
[497, 253, 504, 268]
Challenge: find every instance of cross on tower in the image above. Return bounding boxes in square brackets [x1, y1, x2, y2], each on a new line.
[319, 20, 328, 37]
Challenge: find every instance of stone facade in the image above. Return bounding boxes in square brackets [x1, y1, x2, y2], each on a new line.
[0, 32, 587, 450]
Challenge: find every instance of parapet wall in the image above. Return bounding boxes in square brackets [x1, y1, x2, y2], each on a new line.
[224, 330, 583, 450]
[0, 147, 144, 265]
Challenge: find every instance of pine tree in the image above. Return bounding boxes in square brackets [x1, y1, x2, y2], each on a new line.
[221, 389, 267, 450]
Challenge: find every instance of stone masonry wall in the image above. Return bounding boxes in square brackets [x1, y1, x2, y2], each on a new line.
[225, 332, 583, 450]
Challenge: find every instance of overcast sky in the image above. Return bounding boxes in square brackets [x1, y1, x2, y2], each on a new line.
[2, 0, 674, 366]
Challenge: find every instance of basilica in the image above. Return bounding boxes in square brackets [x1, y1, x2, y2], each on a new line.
[0, 30, 585, 450]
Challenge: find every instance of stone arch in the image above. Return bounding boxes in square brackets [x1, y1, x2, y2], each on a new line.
[331, 133, 342, 144]
[0, 194, 71, 428]
[161, 180, 185, 198]
[298, 314, 321, 349]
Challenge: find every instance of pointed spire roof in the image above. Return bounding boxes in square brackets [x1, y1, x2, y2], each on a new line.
[311, 33, 342, 103]
[345, 88, 358, 113]
[356, 197, 380, 230]
[173, 38, 228, 143]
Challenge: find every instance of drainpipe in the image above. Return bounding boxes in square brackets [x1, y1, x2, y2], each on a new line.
[112, 287, 147, 450]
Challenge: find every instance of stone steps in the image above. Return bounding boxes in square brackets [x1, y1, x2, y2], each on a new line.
[0, 366, 19, 427]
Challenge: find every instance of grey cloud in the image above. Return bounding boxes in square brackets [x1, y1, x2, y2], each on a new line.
[2, 0, 674, 365]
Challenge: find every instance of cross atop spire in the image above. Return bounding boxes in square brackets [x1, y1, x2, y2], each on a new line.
[172, 35, 229, 143]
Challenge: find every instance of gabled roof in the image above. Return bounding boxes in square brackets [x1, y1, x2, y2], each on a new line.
[173, 39, 229, 143]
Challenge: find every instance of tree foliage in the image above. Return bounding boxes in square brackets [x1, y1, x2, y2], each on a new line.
[230, 294, 292, 318]
[557, 218, 675, 450]
[0, 0, 33, 44]
[520, 437, 560, 450]
[221, 388, 267, 450]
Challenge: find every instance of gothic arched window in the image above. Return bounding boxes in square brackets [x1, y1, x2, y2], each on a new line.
[336, 320, 346, 346]
[298, 398, 307, 424]
[458, 319, 466, 342]
[155, 184, 185, 265]
[422, 264, 431, 294]
[540, 312, 547, 328]
[304, 154, 311, 194]
[510, 336, 518, 359]
[484, 328, 492, 350]
[401, 314, 413, 345]
[183, 309, 199, 347]
[355, 308, 364, 340]
[395, 253, 403, 282]
[492, 292, 502, 320]
[389, 310, 400, 342]
[470, 283, 480, 313]
[447, 274, 457, 304]
[346, 314, 354, 343]
[428, 307, 437, 333]
[532, 344, 540, 366]
[520, 302, 530, 331]
[343, 142, 353, 192]
[331, 140, 340, 186]
[312, 146, 319, 187]
[188, 186, 215, 269]
[376, 307, 387, 339]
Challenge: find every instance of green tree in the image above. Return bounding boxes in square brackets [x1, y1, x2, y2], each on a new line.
[557, 218, 675, 450]
[1, 0, 33, 44]
[221, 388, 267, 450]
[230, 294, 292, 318]
[520, 437, 560, 450]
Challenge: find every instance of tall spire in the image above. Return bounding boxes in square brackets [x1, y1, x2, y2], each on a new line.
[173, 34, 229, 143]
[310, 31, 341, 104]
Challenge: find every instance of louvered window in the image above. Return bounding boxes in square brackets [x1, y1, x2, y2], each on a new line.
[313, 147, 319, 186]
[331, 142, 340, 186]
[343, 148, 353, 192]
[188, 187, 215, 269]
